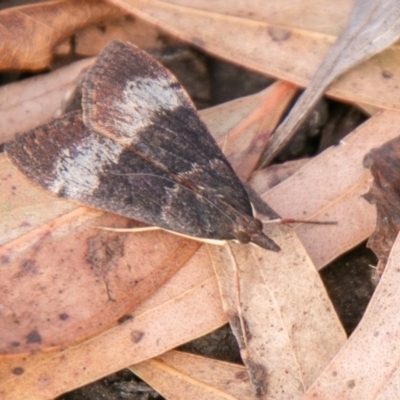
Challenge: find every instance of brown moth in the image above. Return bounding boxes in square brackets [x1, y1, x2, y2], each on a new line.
[5, 40, 280, 251]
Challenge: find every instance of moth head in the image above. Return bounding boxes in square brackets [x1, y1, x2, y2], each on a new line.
[234, 216, 280, 252]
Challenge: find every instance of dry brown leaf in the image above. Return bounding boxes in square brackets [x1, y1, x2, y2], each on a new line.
[110, 0, 400, 112]
[201, 81, 297, 181]
[131, 350, 254, 400]
[155, 0, 354, 35]
[0, 156, 200, 354]
[260, 111, 400, 270]
[0, 0, 122, 71]
[0, 245, 227, 399]
[210, 229, 345, 399]
[248, 159, 310, 193]
[302, 231, 400, 399]
[0, 156, 77, 245]
[74, 14, 164, 56]
[0, 58, 93, 145]
[262, 0, 400, 165]
[363, 136, 400, 278]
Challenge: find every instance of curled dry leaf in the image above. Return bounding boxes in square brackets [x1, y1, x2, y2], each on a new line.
[209, 229, 345, 399]
[303, 231, 400, 400]
[112, 0, 400, 112]
[261, 0, 400, 165]
[0, 155, 200, 355]
[0, 4, 168, 144]
[0, 0, 122, 71]
[363, 136, 400, 278]
[131, 350, 254, 400]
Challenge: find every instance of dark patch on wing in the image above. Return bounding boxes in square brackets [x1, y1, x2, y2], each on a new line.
[82, 40, 252, 217]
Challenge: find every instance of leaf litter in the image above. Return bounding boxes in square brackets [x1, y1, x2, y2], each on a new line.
[131, 350, 254, 400]
[364, 136, 400, 280]
[260, 0, 400, 165]
[113, 0, 400, 112]
[1, 0, 400, 399]
[303, 231, 400, 399]
[1, 85, 397, 393]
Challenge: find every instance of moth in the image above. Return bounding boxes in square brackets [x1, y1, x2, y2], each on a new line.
[5, 40, 280, 251]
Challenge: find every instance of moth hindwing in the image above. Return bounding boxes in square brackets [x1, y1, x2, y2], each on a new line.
[5, 40, 280, 252]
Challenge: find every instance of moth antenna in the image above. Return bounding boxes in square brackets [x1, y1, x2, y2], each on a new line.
[261, 217, 337, 225]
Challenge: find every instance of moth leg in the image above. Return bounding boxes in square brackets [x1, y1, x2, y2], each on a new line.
[95, 226, 228, 246]
[261, 217, 337, 226]
[96, 226, 161, 233]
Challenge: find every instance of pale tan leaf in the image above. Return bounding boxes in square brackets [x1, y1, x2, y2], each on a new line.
[248, 159, 310, 193]
[302, 231, 400, 399]
[131, 350, 254, 400]
[158, 0, 354, 36]
[260, 111, 400, 269]
[0, 57, 93, 145]
[262, 0, 400, 165]
[357, 102, 381, 116]
[0, 245, 227, 399]
[201, 81, 297, 181]
[0, 212, 199, 355]
[209, 229, 345, 399]
[74, 14, 164, 56]
[110, 0, 400, 112]
[0, 155, 76, 245]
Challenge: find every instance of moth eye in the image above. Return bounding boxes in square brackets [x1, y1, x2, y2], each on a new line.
[235, 231, 251, 244]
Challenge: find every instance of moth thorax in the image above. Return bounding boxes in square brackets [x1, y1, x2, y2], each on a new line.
[234, 216, 263, 244]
